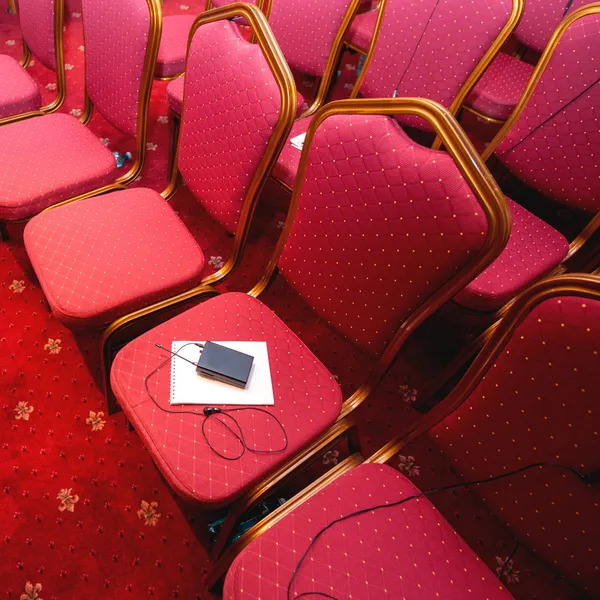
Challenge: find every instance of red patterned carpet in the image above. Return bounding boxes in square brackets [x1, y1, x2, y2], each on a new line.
[0, 2, 582, 599]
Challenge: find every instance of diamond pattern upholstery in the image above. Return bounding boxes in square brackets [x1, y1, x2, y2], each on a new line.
[110, 292, 342, 506]
[433, 295, 600, 594]
[0, 54, 42, 119]
[155, 14, 196, 78]
[0, 113, 116, 221]
[346, 7, 378, 51]
[82, 0, 151, 137]
[455, 198, 569, 312]
[358, 0, 513, 132]
[465, 52, 534, 121]
[23, 188, 205, 330]
[223, 463, 513, 599]
[277, 113, 490, 357]
[177, 19, 286, 234]
[19, 0, 57, 71]
[496, 13, 600, 214]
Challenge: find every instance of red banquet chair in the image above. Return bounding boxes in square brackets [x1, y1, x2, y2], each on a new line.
[465, 0, 590, 122]
[455, 3, 600, 313]
[23, 3, 296, 404]
[107, 96, 511, 561]
[0, 0, 66, 125]
[271, 0, 524, 191]
[0, 0, 161, 239]
[217, 273, 600, 598]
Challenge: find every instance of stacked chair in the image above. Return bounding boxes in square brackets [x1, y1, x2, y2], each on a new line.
[0, 0, 160, 238]
[270, 0, 524, 190]
[0, 0, 65, 124]
[218, 273, 600, 597]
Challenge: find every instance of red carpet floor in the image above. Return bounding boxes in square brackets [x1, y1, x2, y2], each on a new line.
[0, 2, 582, 599]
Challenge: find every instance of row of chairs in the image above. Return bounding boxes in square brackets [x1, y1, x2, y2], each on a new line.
[0, 0, 599, 596]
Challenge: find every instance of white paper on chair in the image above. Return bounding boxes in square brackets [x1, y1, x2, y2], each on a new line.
[169, 341, 274, 406]
[290, 132, 307, 151]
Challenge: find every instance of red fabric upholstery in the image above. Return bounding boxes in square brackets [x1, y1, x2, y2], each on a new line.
[496, 13, 600, 215]
[455, 198, 569, 312]
[18, 0, 56, 71]
[345, 8, 378, 51]
[223, 463, 513, 599]
[0, 54, 42, 118]
[82, 0, 152, 137]
[23, 188, 205, 330]
[277, 114, 490, 357]
[433, 295, 600, 594]
[177, 19, 286, 234]
[268, 0, 355, 78]
[110, 292, 342, 506]
[465, 52, 534, 121]
[0, 113, 116, 221]
[270, 118, 309, 189]
[358, 0, 513, 132]
[155, 14, 197, 78]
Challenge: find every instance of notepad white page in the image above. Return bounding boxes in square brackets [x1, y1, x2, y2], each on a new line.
[169, 341, 274, 406]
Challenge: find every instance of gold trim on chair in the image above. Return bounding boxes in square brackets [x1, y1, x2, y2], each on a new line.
[101, 3, 296, 413]
[481, 3, 600, 269]
[0, 0, 67, 126]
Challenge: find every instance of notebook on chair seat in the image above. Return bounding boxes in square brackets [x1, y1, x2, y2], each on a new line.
[169, 341, 274, 406]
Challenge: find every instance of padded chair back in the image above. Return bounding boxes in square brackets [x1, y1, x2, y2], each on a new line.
[19, 0, 61, 71]
[354, 0, 520, 131]
[432, 276, 600, 594]
[81, 0, 160, 137]
[492, 7, 600, 214]
[514, 0, 588, 51]
[268, 0, 357, 78]
[276, 106, 507, 358]
[177, 11, 294, 234]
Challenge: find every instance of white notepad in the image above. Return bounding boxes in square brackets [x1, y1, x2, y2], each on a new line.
[290, 132, 307, 150]
[169, 341, 274, 406]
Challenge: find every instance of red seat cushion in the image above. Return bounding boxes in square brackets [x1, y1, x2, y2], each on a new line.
[465, 52, 534, 121]
[455, 198, 569, 312]
[23, 188, 205, 329]
[345, 9, 378, 52]
[270, 117, 309, 189]
[166, 74, 306, 118]
[223, 463, 513, 599]
[0, 113, 116, 221]
[155, 14, 197, 78]
[110, 292, 343, 507]
[0, 54, 42, 119]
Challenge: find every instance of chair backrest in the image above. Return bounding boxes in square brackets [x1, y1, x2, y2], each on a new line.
[261, 99, 510, 359]
[431, 275, 600, 594]
[514, 0, 589, 52]
[488, 5, 600, 214]
[19, 0, 62, 71]
[353, 0, 521, 131]
[176, 7, 295, 236]
[81, 0, 161, 138]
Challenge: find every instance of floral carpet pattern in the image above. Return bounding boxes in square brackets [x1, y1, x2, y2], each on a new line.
[0, 1, 583, 599]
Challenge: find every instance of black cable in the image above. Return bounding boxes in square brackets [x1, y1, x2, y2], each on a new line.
[392, 0, 443, 98]
[144, 343, 288, 460]
[564, 0, 575, 16]
[288, 462, 590, 600]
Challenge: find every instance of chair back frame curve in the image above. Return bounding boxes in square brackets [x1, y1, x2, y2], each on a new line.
[250, 96, 511, 419]
[481, 3, 600, 267]
[0, 0, 67, 126]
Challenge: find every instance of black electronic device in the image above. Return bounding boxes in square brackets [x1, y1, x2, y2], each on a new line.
[196, 341, 254, 389]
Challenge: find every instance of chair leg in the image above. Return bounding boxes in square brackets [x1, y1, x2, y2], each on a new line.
[0, 222, 8, 241]
[167, 112, 180, 183]
[101, 330, 121, 416]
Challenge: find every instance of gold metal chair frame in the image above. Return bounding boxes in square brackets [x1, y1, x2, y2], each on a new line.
[101, 3, 297, 412]
[0, 0, 161, 241]
[107, 96, 510, 564]
[0, 0, 67, 126]
[482, 2, 600, 272]
[153, 0, 271, 81]
[206, 271, 600, 588]
[7, 0, 17, 13]
[349, 0, 524, 149]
